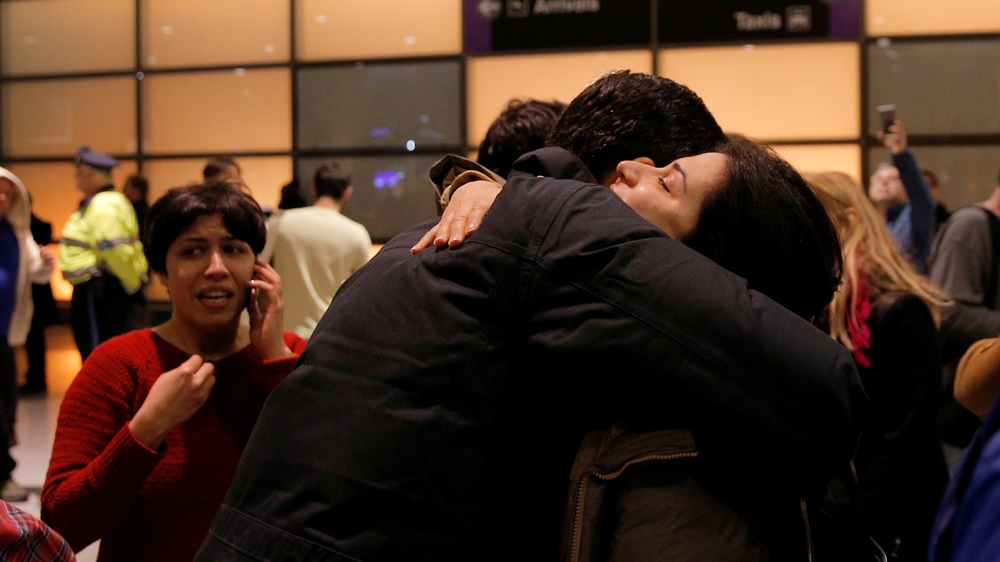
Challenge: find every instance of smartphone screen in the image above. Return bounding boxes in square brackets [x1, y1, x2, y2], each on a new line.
[877, 104, 897, 134]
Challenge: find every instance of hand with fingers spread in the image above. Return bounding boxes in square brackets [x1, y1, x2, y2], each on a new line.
[129, 354, 216, 450]
[248, 258, 293, 359]
[412, 180, 502, 254]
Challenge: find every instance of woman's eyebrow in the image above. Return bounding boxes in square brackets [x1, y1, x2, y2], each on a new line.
[675, 163, 688, 191]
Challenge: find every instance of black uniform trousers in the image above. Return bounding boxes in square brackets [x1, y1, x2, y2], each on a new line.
[70, 275, 134, 361]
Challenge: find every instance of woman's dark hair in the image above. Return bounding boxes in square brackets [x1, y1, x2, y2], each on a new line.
[144, 183, 266, 274]
[547, 70, 726, 182]
[683, 136, 843, 320]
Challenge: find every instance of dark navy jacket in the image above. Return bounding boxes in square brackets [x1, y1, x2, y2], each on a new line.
[930, 389, 1000, 562]
[197, 148, 865, 562]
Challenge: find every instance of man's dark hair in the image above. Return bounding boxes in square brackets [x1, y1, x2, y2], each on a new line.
[478, 99, 566, 179]
[547, 70, 727, 182]
[314, 163, 352, 200]
[124, 174, 149, 200]
[144, 183, 266, 274]
[684, 136, 843, 320]
[203, 157, 241, 181]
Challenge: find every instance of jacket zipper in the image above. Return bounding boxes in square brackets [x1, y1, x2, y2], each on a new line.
[800, 497, 813, 562]
[569, 452, 698, 562]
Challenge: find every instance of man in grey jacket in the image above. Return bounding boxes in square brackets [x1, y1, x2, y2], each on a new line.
[930, 169, 1000, 349]
[929, 167, 1000, 453]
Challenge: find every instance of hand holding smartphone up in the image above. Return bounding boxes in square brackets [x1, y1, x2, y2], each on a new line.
[877, 104, 897, 134]
[876, 104, 907, 154]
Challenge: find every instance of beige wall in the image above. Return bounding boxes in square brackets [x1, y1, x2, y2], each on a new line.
[143, 157, 292, 208]
[659, 43, 860, 142]
[142, 0, 291, 68]
[867, 0, 1000, 36]
[142, 69, 292, 154]
[1, 0, 134, 75]
[297, 0, 462, 60]
[467, 51, 653, 147]
[3, 77, 137, 158]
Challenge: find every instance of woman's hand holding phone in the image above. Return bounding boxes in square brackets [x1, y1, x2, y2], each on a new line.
[248, 258, 293, 359]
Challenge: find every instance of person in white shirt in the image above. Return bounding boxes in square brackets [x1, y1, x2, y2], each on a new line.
[262, 163, 371, 340]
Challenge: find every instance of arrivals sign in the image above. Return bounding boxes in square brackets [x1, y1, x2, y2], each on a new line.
[464, 0, 652, 53]
[464, 0, 860, 53]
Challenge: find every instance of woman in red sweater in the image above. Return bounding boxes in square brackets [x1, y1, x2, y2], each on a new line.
[41, 183, 307, 562]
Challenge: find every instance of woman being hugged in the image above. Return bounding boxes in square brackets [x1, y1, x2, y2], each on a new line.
[806, 171, 949, 560]
[42, 183, 306, 562]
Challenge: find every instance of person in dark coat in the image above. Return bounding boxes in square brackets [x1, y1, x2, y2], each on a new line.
[195, 72, 864, 562]
[122, 174, 150, 242]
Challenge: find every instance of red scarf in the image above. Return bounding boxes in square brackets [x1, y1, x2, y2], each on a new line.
[848, 270, 873, 368]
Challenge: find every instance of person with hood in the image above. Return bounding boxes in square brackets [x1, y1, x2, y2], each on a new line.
[0, 166, 54, 501]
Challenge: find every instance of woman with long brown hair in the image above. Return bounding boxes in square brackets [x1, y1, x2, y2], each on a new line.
[806, 171, 949, 560]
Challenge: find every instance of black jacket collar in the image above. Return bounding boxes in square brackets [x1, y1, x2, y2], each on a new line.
[508, 147, 599, 185]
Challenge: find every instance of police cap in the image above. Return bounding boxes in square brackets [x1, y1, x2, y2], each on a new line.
[75, 146, 120, 171]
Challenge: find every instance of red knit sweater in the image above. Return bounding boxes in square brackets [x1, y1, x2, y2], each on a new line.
[41, 329, 305, 562]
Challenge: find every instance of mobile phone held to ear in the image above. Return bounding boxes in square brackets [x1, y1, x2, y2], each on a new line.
[246, 287, 257, 316]
[877, 104, 897, 134]
[256, 285, 268, 314]
[246, 286, 266, 317]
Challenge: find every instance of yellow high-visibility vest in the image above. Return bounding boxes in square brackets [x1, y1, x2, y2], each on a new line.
[58, 189, 147, 294]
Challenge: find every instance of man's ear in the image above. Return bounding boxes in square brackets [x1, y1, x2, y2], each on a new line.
[634, 157, 655, 166]
[343, 185, 353, 202]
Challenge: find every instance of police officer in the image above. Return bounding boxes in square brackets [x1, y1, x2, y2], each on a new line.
[59, 146, 147, 360]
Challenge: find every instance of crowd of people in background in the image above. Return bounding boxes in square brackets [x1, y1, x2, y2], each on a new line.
[1, 69, 1000, 562]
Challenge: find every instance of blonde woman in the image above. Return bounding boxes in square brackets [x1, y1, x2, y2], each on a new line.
[806, 171, 949, 561]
